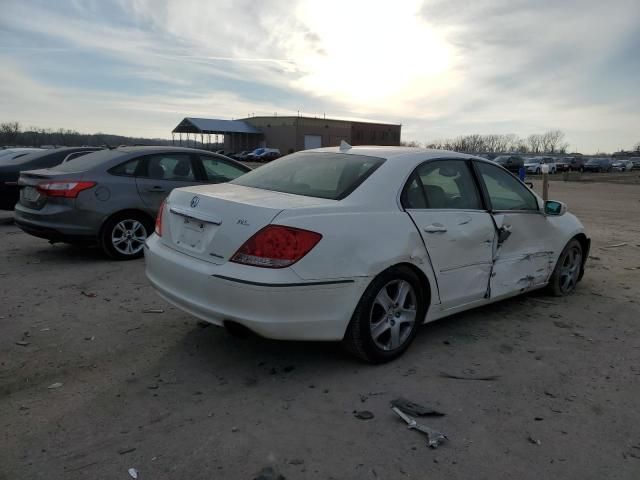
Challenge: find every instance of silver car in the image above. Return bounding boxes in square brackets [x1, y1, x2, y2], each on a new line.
[14, 146, 250, 259]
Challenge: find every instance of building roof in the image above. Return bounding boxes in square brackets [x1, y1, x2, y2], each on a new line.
[173, 118, 262, 135]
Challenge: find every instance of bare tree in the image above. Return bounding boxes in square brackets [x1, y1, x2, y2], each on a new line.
[634, 141, 640, 153]
[0, 121, 21, 145]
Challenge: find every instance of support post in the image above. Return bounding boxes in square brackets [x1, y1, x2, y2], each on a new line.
[542, 164, 550, 201]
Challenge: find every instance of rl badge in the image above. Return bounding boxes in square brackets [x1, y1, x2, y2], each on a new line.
[190, 196, 200, 208]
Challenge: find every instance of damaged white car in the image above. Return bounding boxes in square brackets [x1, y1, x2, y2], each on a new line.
[145, 145, 589, 363]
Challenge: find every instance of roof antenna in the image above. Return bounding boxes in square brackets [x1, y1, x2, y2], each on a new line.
[339, 140, 352, 151]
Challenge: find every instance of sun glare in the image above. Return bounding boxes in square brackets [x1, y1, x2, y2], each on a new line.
[291, 0, 454, 108]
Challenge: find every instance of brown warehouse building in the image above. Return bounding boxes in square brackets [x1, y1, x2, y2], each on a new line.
[172, 115, 401, 154]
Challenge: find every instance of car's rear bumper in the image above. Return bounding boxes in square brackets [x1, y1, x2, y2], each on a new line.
[14, 203, 100, 241]
[144, 234, 368, 341]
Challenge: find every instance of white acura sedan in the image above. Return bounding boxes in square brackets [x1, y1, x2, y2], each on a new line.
[145, 145, 589, 363]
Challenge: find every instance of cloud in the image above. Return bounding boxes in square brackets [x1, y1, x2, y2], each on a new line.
[0, 0, 638, 152]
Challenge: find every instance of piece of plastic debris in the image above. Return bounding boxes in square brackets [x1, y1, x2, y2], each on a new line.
[128, 467, 138, 478]
[391, 398, 445, 417]
[604, 242, 627, 248]
[353, 410, 375, 420]
[48, 382, 63, 389]
[84, 336, 95, 341]
[231, 426, 239, 432]
[391, 407, 447, 449]
[527, 435, 541, 445]
[118, 447, 136, 455]
[15, 341, 30, 347]
[253, 466, 285, 480]
[143, 309, 164, 313]
[40, 328, 50, 332]
[81, 291, 97, 298]
[439, 372, 500, 381]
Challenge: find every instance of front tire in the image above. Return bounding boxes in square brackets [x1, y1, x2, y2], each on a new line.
[547, 239, 583, 296]
[100, 212, 152, 260]
[343, 266, 426, 363]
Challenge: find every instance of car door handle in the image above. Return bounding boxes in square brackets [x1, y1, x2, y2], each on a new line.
[147, 186, 166, 192]
[424, 224, 447, 233]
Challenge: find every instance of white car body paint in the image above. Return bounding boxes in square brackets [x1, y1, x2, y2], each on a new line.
[145, 147, 588, 341]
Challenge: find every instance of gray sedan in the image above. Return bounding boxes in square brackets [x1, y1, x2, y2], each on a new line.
[14, 146, 251, 259]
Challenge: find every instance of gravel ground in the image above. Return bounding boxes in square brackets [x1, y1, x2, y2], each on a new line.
[1, 181, 639, 480]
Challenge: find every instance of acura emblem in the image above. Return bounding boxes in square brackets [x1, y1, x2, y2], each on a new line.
[190, 196, 200, 208]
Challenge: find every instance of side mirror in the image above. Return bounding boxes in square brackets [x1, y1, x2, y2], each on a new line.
[544, 200, 567, 216]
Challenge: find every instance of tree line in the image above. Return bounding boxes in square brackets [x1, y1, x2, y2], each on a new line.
[412, 130, 571, 154]
[0, 122, 175, 148]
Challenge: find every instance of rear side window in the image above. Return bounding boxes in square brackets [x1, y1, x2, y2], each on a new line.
[231, 152, 385, 200]
[199, 155, 248, 183]
[142, 154, 195, 181]
[404, 160, 482, 210]
[476, 161, 538, 211]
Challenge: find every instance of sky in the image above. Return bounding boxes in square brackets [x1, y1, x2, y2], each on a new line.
[0, 0, 638, 153]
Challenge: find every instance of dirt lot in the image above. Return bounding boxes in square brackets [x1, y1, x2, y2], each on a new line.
[1, 180, 639, 480]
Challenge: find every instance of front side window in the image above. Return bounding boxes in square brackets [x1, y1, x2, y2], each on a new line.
[199, 155, 248, 183]
[476, 161, 538, 211]
[404, 160, 482, 210]
[144, 154, 195, 181]
[231, 152, 385, 200]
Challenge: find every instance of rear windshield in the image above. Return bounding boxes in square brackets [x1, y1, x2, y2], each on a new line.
[51, 149, 122, 172]
[230, 152, 385, 200]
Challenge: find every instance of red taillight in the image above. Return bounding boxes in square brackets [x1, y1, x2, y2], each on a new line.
[230, 225, 322, 268]
[37, 181, 96, 198]
[155, 200, 166, 236]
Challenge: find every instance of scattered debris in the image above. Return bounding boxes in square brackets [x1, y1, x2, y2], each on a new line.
[549, 313, 562, 319]
[603, 242, 627, 248]
[391, 398, 445, 417]
[288, 459, 304, 465]
[143, 308, 164, 314]
[81, 291, 97, 298]
[128, 467, 139, 479]
[439, 372, 500, 381]
[15, 341, 30, 347]
[84, 336, 95, 341]
[534, 417, 544, 421]
[588, 256, 600, 260]
[48, 382, 63, 389]
[353, 410, 375, 420]
[40, 327, 50, 332]
[527, 435, 541, 445]
[118, 447, 136, 455]
[231, 426, 239, 432]
[391, 407, 447, 449]
[553, 321, 573, 329]
[624, 266, 640, 271]
[253, 466, 285, 480]
[147, 384, 159, 390]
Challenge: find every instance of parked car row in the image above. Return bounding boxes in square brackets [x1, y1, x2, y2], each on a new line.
[489, 154, 638, 175]
[228, 148, 281, 162]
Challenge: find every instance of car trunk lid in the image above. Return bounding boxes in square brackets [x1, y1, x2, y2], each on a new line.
[17, 169, 84, 210]
[162, 183, 335, 264]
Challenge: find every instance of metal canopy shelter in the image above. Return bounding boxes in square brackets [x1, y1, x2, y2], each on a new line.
[172, 117, 263, 152]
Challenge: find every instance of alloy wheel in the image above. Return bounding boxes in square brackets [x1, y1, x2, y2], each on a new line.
[369, 280, 417, 351]
[559, 245, 582, 294]
[111, 219, 147, 256]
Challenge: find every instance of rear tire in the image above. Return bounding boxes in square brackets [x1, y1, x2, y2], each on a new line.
[100, 211, 153, 260]
[343, 266, 426, 363]
[547, 239, 583, 296]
